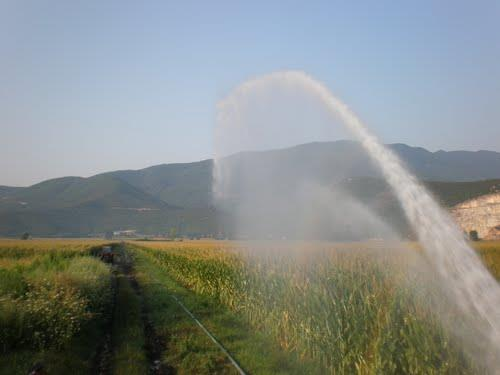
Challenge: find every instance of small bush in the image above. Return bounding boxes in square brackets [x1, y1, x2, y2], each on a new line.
[22, 281, 88, 349]
[0, 269, 28, 297]
[64, 257, 112, 314]
[0, 281, 87, 350]
[0, 252, 112, 352]
[0, 297, 26, 351]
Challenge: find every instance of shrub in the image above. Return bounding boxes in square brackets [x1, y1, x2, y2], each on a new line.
[0, 297, 26, 351]
[21, 280, 89, 349]
[0, 281, 87, 350]
[0, 249, 112, 352]
[0, 269, 28, 297]
[63, 257, 112, 314]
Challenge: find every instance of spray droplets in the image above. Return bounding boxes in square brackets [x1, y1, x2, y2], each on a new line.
[214, 71, 500, 370]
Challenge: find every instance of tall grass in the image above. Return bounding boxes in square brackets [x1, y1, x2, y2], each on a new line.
[133, 240, 494, 374]
[0, 240, 112, 352]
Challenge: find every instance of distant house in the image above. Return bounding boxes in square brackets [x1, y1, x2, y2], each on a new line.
[112, 229, 137, 237]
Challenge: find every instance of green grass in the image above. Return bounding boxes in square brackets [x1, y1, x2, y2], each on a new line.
[474, 241, 500, 279]
[132, 241, 489, 374]
[0, 240, 113, 374]
[0, 320, 109, 375]
[2, 239, 499, 374]
[1, 241, 152, 374]
[111, 274, 148, 375]
[131, 245, 316, 374]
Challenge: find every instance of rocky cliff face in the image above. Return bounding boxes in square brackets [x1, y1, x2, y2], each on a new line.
[451, 193, 500, 240]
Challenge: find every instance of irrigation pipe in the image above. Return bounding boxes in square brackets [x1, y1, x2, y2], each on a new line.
[170, 295, 247, 375]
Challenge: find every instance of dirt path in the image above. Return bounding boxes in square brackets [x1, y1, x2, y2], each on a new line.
[92, 265, 118, 375]
[93, 243, 173, 375]
[121, 253, 173, 374]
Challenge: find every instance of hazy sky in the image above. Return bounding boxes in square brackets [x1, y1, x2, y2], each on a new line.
[1, 1, 499, 186]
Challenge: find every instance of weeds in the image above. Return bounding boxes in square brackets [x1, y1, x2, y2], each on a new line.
[0, 241, 112, 353]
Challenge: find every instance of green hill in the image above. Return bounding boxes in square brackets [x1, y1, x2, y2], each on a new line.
[104, 159, 213, 208]
[0, 141, 499, 237]
[0, 175, 170, 212]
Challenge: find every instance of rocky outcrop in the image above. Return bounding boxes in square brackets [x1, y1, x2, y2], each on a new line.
[486, 225, 500, 239]
[451, 193, 500, 240]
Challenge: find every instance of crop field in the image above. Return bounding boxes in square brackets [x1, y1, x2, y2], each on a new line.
[1, 239, 499, 374]
[0, 239, 111, 374]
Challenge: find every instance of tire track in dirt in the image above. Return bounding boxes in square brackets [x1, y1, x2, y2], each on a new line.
[119, 246, 175, 375]
[92, 244, 174, 374]
[92, 265, 118, 375]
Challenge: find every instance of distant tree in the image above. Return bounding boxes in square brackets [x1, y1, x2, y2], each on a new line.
[469, 230, 479, 241]
[169, 227, 177, 240]
[21, 232, 30, 240]
[104, 231, 113, 240]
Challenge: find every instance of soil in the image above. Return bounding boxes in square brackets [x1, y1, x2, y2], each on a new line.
[92, 244, 175, 375]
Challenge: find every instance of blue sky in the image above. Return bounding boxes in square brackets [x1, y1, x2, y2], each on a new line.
[1, 0, 499, 186]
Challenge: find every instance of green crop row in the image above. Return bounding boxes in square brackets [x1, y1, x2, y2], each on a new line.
[134, 243, 483, 374]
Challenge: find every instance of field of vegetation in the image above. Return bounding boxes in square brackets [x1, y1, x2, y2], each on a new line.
[0, 239, 113, 374]
[133, 240, 500, 374]
[1, 239, 499, 374]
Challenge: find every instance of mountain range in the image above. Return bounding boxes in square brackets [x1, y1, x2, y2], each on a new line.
[1, 140, 499, 237]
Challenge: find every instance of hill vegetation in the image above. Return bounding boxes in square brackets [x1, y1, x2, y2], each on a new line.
[0, 141, 499, 237]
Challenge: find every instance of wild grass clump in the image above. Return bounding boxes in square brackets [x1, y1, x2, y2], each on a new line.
[0, 280, 88, 350]
[0, 268, 28, 297]
[474, 240, 500, 279]
[0, 241, 112, 352]
[64, 257, 113, 313]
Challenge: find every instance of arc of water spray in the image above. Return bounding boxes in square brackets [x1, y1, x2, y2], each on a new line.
[215, 70, 500, 363]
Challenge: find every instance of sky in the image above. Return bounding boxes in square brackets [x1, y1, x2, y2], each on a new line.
[1, 0, 499, 186]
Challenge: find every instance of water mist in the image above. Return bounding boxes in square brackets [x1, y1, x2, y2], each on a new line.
[214, 71, 500, 368]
